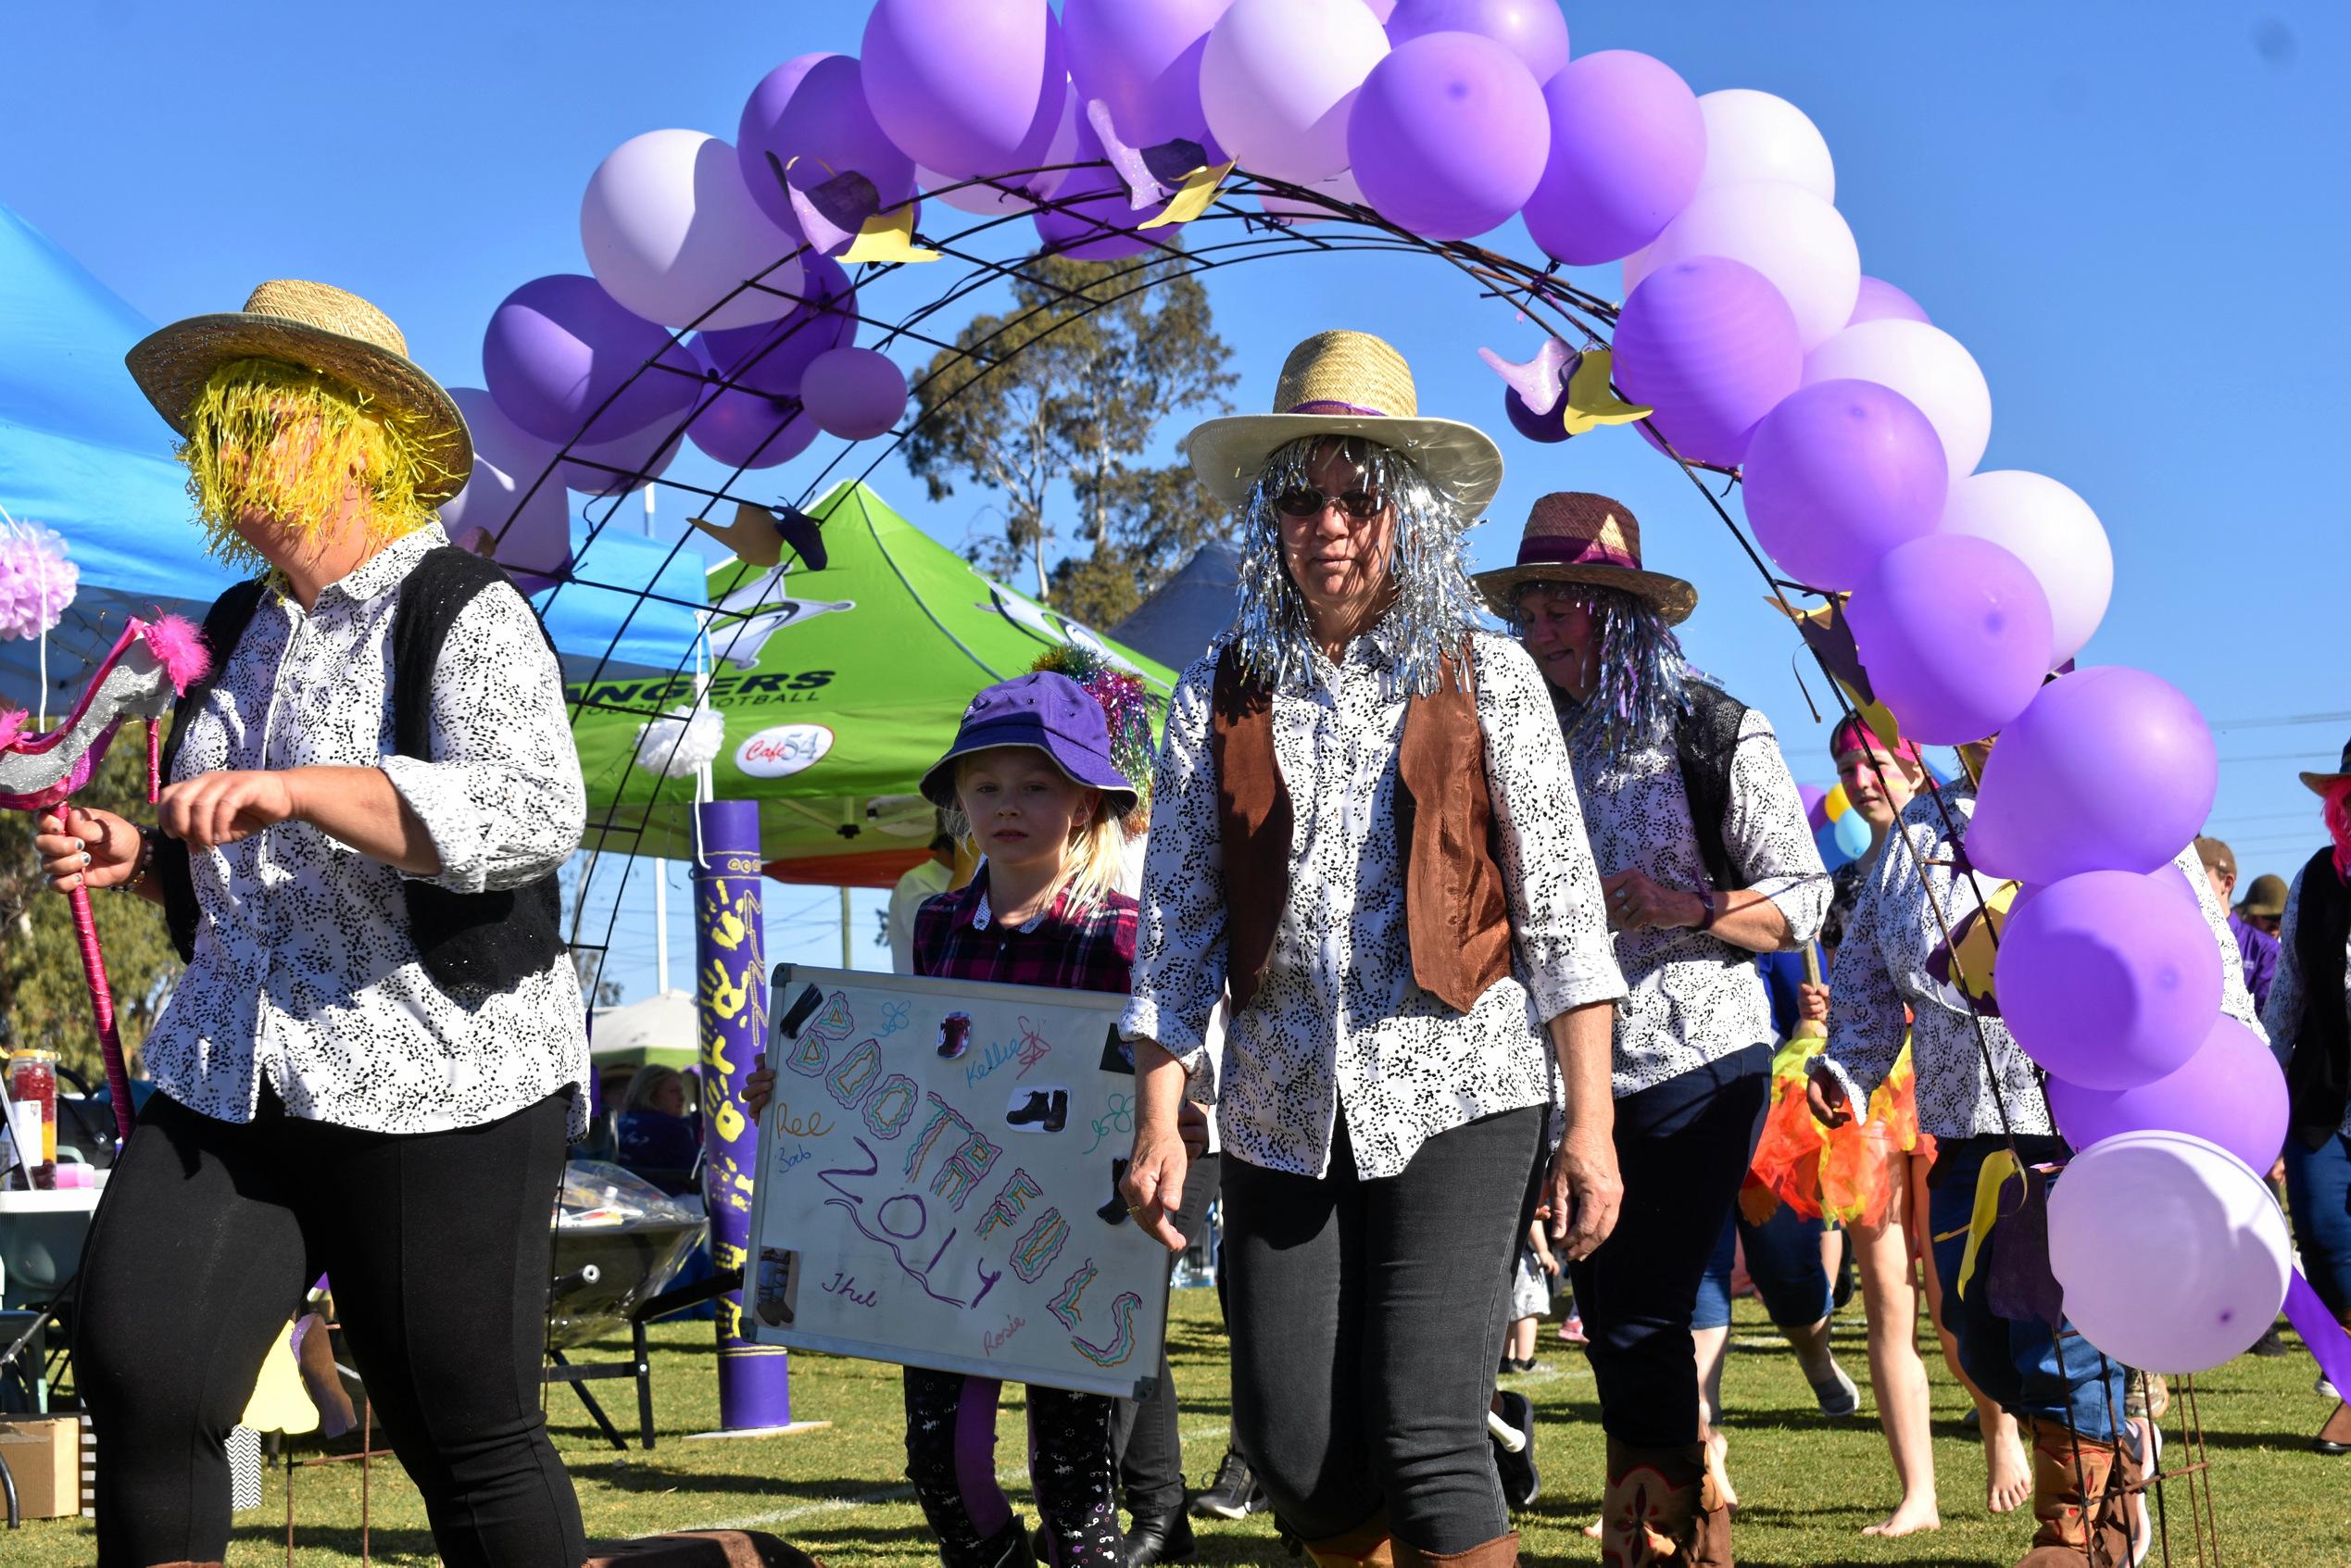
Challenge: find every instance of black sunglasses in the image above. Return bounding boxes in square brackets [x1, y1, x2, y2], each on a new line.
[1273, 484, 1389, 521]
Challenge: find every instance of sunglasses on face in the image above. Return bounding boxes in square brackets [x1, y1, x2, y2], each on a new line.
[1274, 485, 1389, 521]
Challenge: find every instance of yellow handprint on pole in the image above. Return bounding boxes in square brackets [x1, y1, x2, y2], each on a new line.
[703, 958, 749, 1022]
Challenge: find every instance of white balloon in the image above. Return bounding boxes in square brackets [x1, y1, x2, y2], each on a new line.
[439, 391, 572, 586]
[1624, 181, 1859, 349]
[581, 130, 804, 332]
[1802, 319, 1993, 483]
[1201, 0, 1389, 184]
[2048, 1130, 2291, 1374]
[918, 81, 1082, 216]
[446, 386, 559, 485]
[1694, 88, 1835, 203]
[1939, 470, 2113, 665]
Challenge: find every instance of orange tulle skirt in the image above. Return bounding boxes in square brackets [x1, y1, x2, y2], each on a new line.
[1741, 1032, 1932, 1230]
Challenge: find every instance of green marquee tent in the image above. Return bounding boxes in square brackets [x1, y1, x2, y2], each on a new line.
[572, 481, 1180, 885]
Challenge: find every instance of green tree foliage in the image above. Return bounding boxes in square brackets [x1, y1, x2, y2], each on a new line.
[0, 735, 182, 1085]
[899, 254, 1238, 630]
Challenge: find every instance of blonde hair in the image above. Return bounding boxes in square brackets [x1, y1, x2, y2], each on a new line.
[945, 751, 1129, 914]
[623, 1064, 685, 1114]
[180, 357, 446, 570]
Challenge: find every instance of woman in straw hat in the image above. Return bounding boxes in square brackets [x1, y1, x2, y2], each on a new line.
[2264, 736, 2351, 1455]
[32, 282, 590, 1567]
[1120, 331, 1627, 1568]
[1471, 493, 1830, 1566]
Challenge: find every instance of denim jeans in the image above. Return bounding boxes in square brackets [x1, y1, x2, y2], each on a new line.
[2285, 1130, 2351, 1322]
[1694, 1203, 1832, 1331]
[1926, 1135, 2128, 1443]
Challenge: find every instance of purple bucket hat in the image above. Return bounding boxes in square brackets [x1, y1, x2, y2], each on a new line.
[920, 671, 1138, 816]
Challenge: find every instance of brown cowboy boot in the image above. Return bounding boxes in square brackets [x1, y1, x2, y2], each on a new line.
[2013, 1418, 2133, 1567]
[1596, 1438, 1732, 1566]
[1303, 1509, 1397, 1568]
[1396, 1531, 1520, 1567]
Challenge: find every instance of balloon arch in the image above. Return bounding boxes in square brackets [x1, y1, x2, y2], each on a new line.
[446, 0, 2325, 1499]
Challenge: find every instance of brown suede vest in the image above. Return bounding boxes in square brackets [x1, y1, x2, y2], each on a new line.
[1209, 644, 1514, 1016]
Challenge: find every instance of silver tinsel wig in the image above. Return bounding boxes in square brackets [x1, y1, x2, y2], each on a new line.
[1513, 581, 1698, 764]
[1229, 434, 1485, 696]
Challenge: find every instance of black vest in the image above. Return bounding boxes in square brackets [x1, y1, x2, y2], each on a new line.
[2287, 847, 2351, 1149]
[156, 546, 568, 1003]
[1674, 679, 1753, 895]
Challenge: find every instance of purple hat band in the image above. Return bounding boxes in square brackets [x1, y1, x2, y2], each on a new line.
[920, 671, 1138, 812]
[1517, 531, 1643, 572]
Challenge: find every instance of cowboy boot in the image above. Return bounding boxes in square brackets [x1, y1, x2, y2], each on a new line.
[1596, 1437, 1730, 1566]
[1395, 1531, 1519, 1567]
[1301, 1509, 1395, 1568]
[2013, 1418, 2132, 1568]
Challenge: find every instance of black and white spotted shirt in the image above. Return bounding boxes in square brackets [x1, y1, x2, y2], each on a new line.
[1817, 784, 2261, 1139]
[145, 524, 591, 1135]
[1565, 699, 1829, 1098]
[1123, 630, 1626, 1181]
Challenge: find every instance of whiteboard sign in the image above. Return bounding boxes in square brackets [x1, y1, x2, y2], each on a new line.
[743, 963, 1168, 1399]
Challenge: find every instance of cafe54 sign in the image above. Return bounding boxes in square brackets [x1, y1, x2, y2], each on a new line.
[736, 722, 836, 779]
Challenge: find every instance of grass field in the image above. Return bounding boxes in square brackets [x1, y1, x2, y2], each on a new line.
[8, 1289, 2345, 1566]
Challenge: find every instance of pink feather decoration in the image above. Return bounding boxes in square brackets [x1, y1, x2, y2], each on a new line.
[0, 709, 26, 751]
[138, 614, 211, 694]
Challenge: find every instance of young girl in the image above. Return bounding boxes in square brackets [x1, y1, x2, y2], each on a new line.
[746, 671, 1140, 1568]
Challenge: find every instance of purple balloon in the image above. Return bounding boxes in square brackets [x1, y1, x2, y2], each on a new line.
[738, 54, 918, 234]
[1800, 783, 1829, 831]
[1064, 0, 1232, 147]
[1611, 257, 1804, 468]
[688, 383, 819, 472]
[1385, 0, 1569, 83]
[1502, 384, 1572, 444]
[801, 347, 909, 441]
[695, 255, 859, 399]
[1999, 867, 2224, 1091]
[862, 0, 1067, 182]
[1968, 667, 2220, 883]
[559, 417, 687, 496]
[1033, 118, 1169, 259]
[1522, 50, 1704, 267]
[1741, 379, 1949, 591]
[1845, 533, 2053, 746]
[482, 275, 699, 446]
[1347, 32, 1550, 242]
[1849, 275, 1930, 328]
[2048, 1014, 2286, 1173]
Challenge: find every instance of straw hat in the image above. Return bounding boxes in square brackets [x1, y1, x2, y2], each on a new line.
[2300, 736, 2351, 797]
[1186, 330, 1504, 517]
[126, 281, 471, 503]
[1471, 493, 1698, 624]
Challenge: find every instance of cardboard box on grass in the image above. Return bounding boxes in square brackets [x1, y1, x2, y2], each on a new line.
[0, 1417, 81, 1519]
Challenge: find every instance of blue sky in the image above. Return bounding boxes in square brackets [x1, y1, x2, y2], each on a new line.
[6, 3, 2345, 996]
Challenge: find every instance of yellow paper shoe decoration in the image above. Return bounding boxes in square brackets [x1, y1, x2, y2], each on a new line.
[1139, 163, 1237, 231]
[843, 204, 940, 265]
[241, 1317, 321, 1436]
[1558, 348, 1653, 436]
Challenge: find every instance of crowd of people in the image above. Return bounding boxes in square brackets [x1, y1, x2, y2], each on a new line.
[26, 288, 2350, 1568]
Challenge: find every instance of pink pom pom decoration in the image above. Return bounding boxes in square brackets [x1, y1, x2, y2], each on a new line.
[0, 521, 79, 642]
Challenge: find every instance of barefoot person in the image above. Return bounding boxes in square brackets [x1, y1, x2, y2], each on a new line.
[1793, 719, 2002, 1534]
[1120, 332, 1626, 1568]
[38, 282, 591, 1567]
[1472, 494, 1829, 1567]
[1808, 734, 2261, 1566]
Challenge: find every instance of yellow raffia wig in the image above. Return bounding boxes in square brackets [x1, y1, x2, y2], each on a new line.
[179, 358, 456, 569]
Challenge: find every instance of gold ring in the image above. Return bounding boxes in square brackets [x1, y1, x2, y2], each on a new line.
[1125, 1203, 1145, 1215]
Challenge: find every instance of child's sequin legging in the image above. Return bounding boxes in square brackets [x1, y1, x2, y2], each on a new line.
[903, 1368, 1125, 1566]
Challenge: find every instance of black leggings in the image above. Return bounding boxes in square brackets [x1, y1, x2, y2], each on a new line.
[1220, 1107, 1540, 1556]
[76, 1086, 585, 1568]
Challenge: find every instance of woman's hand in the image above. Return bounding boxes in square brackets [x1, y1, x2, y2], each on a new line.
[157, 770, 297, 850]
[743, 1053, 775, 1121]
[1121, 1113, 1192, 1255]
[34, 806, 141, 892]
[1176, 1098, 1211, 1159]
[1540, 1122, 1623, 1262]
[1797, 982, 1830, 1026]
[1806, 1061, 1854, 1129]
[1603, 868, 1703, 932]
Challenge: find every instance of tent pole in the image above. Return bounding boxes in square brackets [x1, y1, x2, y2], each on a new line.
[654, 861, 669, 995]
[840, 885, 853, 970]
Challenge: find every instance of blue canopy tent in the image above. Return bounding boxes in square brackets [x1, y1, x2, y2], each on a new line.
[0, 203, 700, 709]
[1110, 537, 1241, 674]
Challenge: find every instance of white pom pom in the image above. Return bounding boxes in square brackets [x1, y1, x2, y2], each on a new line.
[634, 705, 724, 779]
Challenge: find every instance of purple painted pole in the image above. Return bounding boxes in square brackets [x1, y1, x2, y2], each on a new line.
[696, 798, 793, 1428]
